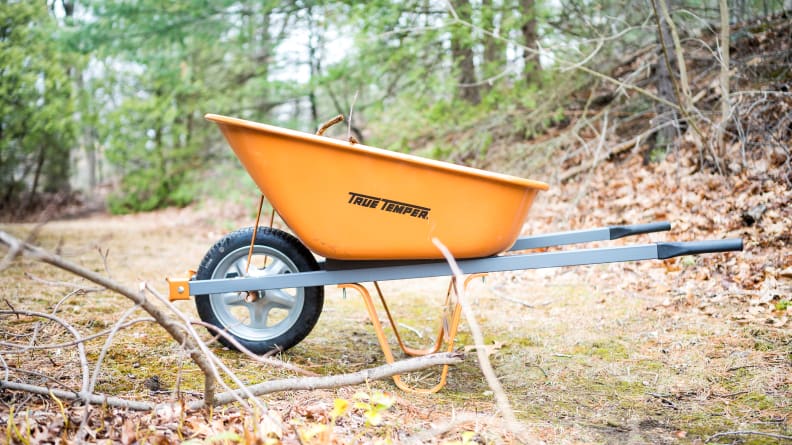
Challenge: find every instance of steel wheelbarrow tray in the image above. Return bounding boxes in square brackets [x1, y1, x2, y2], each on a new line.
[167, 114, 742, 393]
[204, 113, 550, 260]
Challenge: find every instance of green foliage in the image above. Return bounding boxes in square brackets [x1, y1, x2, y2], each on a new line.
[0, 2, 76, 211]
[1, 0, 782, 216]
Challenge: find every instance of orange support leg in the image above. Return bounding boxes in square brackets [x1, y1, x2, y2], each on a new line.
[339, 273, 486, 393]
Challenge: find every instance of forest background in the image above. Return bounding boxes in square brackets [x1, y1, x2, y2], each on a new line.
[2, 0, 789, 216]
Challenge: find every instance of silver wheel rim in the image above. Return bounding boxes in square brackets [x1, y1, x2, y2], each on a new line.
[208, 245, 305, 343]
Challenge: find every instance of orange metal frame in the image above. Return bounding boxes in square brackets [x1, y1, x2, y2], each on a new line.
[339, 274, 485, 393]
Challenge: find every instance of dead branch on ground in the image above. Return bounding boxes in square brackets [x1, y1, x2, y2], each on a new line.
[0, 230, 464, 415]
[0, 230, 219, 406]
[0, 353, 462, 411]
[706, 430, 792, 442]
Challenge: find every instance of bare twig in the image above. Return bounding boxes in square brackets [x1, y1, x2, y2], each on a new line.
[191, 320, 318, 377]
[142, 283, 261, 412]
[707, 430, 792, 442]
[566, 109, 609, 222]
[0, 230, 218, 407]
[2, 367, 75, 392]
[431, 238, 527, 441]
[716, 0, 731, 157]
[316, 114, 344, 136]
[497, 294, 552, 308]
[24, 272, 102, 293]
[0, 352, 8, 381]
[193, 352, 464, 410]
[97, 247, 112, 279]
[347, 90, 359, 143]
[0, 309, 90, 398]
[0, 317, 155, 351]
[0, 380, 153, 411]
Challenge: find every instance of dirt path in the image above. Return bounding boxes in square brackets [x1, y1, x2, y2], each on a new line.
[1, 177, 789, 443]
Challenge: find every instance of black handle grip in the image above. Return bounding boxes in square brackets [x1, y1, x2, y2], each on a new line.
[657, 238, 743, 259]
[610, 222, 672, 240]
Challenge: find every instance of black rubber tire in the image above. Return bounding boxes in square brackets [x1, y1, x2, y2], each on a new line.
[195, 227, 323, 354]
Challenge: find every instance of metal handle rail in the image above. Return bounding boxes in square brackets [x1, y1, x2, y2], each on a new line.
[508, 221, 671, 250]
[174, 226, 742, 297]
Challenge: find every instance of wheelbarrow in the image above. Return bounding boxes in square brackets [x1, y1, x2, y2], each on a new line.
[167, 114, 742, 393]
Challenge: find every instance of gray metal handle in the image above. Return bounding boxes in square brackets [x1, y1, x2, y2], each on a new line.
[657, 239, 743, 259]
[610, 222, 671, 239]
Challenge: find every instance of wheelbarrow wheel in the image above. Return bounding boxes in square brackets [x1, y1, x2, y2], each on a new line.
[194, 227, 323, 354]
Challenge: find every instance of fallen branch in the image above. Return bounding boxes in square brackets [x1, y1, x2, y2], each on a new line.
[707, 430, 792, 442]
[0, 380, 153, 411]
[190, 352, 464, 410]
[0, 230, 219, 407]
[1, 352, 463, 412]
[0, 308, 90, 398]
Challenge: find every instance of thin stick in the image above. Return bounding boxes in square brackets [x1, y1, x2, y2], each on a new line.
[316, 114, 344, 136]
[0, 380, 153, 411]
[191, 321, 318, 377]
[707, 431, 792, 442]
[347, 90, 359, 143]
[143, 283, 263, 412]
[190, 352, 463, 410]
[24, 273, 101, 292]
[246, 194, 266, 274]
[0, 309, 90, 398]
[0, 352, 8, 381]
[431, 238, 526, 440]
[0, 316, 155, 351]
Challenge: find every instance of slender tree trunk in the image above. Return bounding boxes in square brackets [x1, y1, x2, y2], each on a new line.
[450, 0, 480, 104]
[519, 0, 541, 83]
[651, 0, 679, 155]
[31, 146, 47, 201]
[259, 5, 272, 117]
[482, 0, 506, 93]
[307, 6, 321, 127]
[718, 0, 731, 159]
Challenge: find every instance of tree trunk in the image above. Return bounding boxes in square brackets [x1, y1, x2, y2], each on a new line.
[717, 0, 731, 159]
[519, 0, 541, 83]
[651, 0, 679, 155]
[450, 0, 480, 104]
[481, 0, 506, 93]
[307, 6, 321, 128]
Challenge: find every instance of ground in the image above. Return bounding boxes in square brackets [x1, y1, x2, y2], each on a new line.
[0, 151, 790, 444]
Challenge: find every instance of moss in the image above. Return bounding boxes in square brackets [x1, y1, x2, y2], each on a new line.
[736, 392, 776, 411]
[572, 340, 630, 360]
[635, 360, 664, 372]
[515, 336, 543, 348]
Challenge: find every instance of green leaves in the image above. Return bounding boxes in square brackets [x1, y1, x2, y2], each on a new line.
[0, 2, 76, 210]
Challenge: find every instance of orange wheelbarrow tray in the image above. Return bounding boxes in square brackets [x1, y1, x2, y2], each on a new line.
[166, 114, 742, 392]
